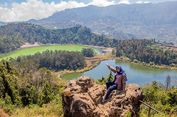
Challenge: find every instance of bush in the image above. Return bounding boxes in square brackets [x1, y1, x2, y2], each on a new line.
[140, 81, 177, 116]
[82, 48, 95, 57]
[0, 62, 65, 108]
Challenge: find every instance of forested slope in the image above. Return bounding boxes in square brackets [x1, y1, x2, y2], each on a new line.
[0, 23, 118, 53]
[116, 39, 177, 65]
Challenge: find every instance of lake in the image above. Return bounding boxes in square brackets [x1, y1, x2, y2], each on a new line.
[62, 59, 177, 86]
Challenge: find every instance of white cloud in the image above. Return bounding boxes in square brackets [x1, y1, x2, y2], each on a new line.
[89, 0, 115, 6]
[0, 0, 87, 22]
[0, 0, 121, 22]
[136, 1, 150, 4]
[0, 0, 150, 22]
[118, 0, 130, 4]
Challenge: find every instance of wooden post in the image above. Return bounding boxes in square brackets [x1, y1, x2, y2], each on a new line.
[148, 107, 151, 117]
[139, 100, 161, 113]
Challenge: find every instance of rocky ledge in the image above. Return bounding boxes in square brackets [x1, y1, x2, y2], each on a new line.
[62, 76, 143, 117]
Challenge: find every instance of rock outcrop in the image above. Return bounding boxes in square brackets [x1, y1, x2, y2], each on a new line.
[62, 76, 143, 117]
[0, 109, 9, 117]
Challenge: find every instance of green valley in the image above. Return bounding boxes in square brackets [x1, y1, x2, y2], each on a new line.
[0, 44, 88, 60]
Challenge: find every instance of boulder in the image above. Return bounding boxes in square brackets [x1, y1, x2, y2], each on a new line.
[62, 76, 143, 117]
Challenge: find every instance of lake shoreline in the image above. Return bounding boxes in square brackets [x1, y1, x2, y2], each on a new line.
[60, 55, 177, 80]
[116, 56, 177, 71]
[61, 59, 177, 86]
[57, 53, 113, 79]
[60, 55, 177, 82]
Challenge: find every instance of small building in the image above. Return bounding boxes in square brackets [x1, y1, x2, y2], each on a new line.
[101, 48, 113, 54]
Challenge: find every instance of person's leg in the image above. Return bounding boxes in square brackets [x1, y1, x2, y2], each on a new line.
[106, 81, 114, 89]
[104, 84, 117, 100]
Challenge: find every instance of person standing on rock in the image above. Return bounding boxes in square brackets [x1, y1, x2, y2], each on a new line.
[102, 64, 127, 102]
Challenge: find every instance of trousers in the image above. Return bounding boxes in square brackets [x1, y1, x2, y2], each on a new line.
[104, 81, 118, 100]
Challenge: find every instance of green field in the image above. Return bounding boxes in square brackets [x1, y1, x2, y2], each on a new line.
[0, 44, 89, 60]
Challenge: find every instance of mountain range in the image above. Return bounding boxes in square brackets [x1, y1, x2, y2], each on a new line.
[29, 1, 177, 45]
[0, 22, 5, 26]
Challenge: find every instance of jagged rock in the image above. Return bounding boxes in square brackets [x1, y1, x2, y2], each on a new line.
[0, 109, 9, 117]
[62, 76, 143, 117]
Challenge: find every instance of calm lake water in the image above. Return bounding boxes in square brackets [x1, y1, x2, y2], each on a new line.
[62, 59, 177, 86]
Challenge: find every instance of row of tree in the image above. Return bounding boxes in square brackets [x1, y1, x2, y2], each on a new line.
[10, 50, 86, 71]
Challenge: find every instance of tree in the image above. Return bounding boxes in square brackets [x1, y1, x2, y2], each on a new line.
[82, 48, 95, 57]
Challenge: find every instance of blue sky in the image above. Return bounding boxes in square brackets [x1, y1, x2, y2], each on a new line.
[0, 0, 176, 22]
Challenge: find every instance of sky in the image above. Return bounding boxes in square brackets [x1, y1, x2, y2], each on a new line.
[0, 0, 176, 22]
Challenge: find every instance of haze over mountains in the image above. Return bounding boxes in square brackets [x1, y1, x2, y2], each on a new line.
[0, 22, 5, 26]
[29, 1, 177, 44]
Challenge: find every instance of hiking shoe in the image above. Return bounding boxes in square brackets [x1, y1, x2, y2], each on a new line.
[102, 96, 107, 103]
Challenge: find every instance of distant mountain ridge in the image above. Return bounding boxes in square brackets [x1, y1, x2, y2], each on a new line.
[0, 22, 5, 26]
[30, 1, 177, 44]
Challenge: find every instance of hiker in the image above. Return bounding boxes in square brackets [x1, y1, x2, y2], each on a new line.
[102, 64, 127, 102]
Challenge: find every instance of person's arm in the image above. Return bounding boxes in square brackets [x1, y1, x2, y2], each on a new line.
[113, 75, 116, 83]
[106, 64, 117, 73]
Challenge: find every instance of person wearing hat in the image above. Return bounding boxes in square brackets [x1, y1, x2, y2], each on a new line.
[102, 64, 127, 102]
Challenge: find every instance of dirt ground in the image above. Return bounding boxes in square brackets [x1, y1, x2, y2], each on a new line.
[20, 42, 40, 48]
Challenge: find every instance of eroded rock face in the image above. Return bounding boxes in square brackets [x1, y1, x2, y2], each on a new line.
[0, 109, 9, 117]
[62, 76, 143, 117]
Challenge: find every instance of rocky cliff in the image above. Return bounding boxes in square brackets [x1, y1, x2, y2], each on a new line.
[62, 76, 143, 117]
